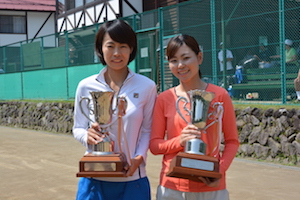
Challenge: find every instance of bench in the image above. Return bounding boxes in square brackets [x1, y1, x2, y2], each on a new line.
[232, 66, 298, 100]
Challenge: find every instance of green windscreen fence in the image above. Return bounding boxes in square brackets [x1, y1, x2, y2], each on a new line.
[0, 62, 138, 100]
[0, 0, 299, 103]
[0, 73, 22, 99]
[0, 64, 102, 100]
[23, 41, 41, 68]
[22, 69, 68, 99]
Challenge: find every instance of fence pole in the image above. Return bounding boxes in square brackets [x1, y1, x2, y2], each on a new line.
[20, 42, 23, 72]
[65, 30, 69, 66]
[133, 14, 137, 73]
[210, 0, 218, 85]
[41, 37, 44, 69]
[221, 0, 227, 90]
[159, 7, 165, 92]
[3, 46, 6, 72]
[279, 0, 286, 104]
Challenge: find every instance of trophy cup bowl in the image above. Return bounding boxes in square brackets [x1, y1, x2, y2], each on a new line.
[166, 90, 222, 182]
[76, 91, 127, 178]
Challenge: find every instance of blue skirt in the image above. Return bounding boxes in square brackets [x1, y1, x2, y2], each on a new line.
[76, 177, 151, 200]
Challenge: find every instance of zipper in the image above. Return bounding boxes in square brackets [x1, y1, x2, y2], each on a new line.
[110, 72, 134, 114]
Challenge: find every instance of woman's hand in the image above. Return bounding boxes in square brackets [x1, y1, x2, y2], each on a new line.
[198, 177, 220, 187]
[180, 124, 201, 147]
[126, 155, 143, 176]
[87, 122, 105, 145]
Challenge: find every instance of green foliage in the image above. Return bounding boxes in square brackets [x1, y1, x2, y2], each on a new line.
[233, 102, 297, 110]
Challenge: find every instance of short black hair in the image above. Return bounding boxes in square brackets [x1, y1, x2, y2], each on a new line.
[95, 19, 137, 65]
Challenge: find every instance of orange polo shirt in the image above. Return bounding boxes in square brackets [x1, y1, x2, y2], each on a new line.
[149, 83, 239, 192]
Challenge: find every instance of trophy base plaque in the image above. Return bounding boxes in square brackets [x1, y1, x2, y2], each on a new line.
[77, 153, 127, 177]
[166, 152, 222, 182]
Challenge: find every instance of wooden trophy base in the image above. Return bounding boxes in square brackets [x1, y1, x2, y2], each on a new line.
[77, 153, 127, 177]
[166, 152, 222, 182]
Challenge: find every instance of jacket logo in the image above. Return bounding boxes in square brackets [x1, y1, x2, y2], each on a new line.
[133, 93, 139, 98]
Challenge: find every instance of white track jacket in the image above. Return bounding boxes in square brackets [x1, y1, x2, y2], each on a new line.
[73, 67, 157, 182]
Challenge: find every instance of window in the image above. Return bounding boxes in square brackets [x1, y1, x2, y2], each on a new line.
[75, 0, 84, 7]
[86, 0, 95, 4]
[59, 0, 94, 13]
[0, 15, 26, 34]
[66, 0, 76, 10]
[66, 0, 84, 10]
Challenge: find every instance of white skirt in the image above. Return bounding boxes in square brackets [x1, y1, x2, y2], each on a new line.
[156, 185, 230, 200]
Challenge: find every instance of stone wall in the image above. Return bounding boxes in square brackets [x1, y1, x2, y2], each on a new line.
[0, 101, 74, 134]
[236, 107, 300, 165]
[1, 101, 300, 165]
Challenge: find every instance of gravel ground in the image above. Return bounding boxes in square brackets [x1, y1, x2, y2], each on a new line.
[0, 126, 299, 200]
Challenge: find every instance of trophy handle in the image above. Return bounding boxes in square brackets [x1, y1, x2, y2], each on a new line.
[117, 97, 132, 166]
[79, 97, 95, 123]
[176, 96, 190, 124]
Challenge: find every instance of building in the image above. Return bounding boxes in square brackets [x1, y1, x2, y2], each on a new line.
[0, 0, 56, 46]
[57, 0, 188, 32]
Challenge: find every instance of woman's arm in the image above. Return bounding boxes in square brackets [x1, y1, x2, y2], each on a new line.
[72, 82, 90, 149]
[219, 91, 240, 173]
[134, 83, 157, 160]
[149, 94, 184, 155]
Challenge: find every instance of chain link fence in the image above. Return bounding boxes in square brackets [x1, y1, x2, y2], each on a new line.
[156, 0, 300, 103]
[0, 0, 299, 102]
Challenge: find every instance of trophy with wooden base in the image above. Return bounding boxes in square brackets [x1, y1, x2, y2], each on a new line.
[76, 91, 128, 177]
[166, 89, 222, 182]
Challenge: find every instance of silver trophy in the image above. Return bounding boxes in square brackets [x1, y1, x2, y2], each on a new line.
[176, 89, 215, 155]
[77, 91, 129, 177]
[167, 89, 222, 182]
[79, 91, 115, 155]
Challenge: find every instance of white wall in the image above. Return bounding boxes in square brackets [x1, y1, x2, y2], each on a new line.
[27, 12, 55, 39]
[57, 0, 143, 31]
[0, 11, 55, 46]
[0, 34, 27, 46]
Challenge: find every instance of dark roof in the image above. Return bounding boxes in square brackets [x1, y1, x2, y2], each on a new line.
[0, 0, 56, 12]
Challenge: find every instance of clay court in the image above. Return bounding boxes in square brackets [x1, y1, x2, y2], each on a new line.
[0, 126, 299, 200]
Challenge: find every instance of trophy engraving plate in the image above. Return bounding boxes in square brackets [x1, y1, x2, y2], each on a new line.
[77, 153, 127, 177]
[84, 162, 116, 171]
[167, 152, 221, 182]
[181, 158, 214, 171]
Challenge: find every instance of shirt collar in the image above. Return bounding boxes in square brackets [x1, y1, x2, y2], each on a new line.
[95, 67, 135, 85]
